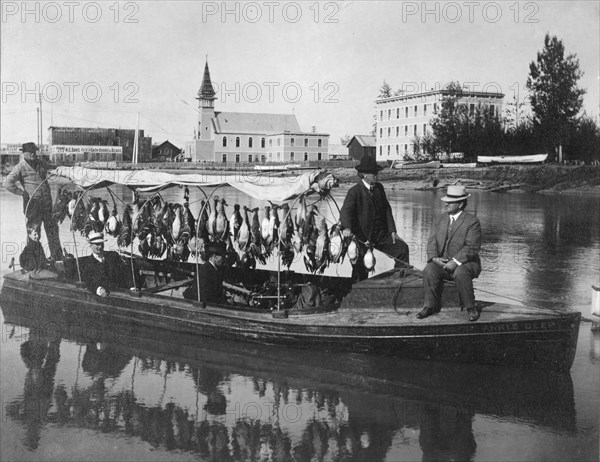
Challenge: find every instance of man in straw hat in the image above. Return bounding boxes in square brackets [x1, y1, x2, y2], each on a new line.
[417, 185, 482, 321]
[79, 231, 134, 297]
[4, 142, 63, 260]
[340, 156, 410, 281]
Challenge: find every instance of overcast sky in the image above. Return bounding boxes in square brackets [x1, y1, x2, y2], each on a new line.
[1, 1, 598, 147]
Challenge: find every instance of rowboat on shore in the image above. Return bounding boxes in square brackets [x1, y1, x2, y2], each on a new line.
[477, 153, 548, 164]
[0, 166, 581, 372]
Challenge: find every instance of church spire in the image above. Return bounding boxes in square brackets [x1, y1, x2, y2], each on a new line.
[197, 60, 216, 102]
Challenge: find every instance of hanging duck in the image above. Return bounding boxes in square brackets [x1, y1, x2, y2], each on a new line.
[215, 198, 229, 241]
[229, 204, 243, 242]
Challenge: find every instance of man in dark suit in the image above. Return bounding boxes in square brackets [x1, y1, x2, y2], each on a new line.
[340, 156, 409, 280]
[78, 231, 134, 296]
[183, 241, 226, 304]
[417, 185, 482, 321]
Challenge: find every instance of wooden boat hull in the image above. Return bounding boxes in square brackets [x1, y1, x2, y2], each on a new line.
[0, 271, 580, 372]
[477, 154, 548, 164]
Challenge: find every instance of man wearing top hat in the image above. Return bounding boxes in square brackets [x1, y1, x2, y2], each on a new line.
[183, 241, 227, 304]
[418, 185, 482, 321]
[78, 231, 134, 296]
[340, 156, 410, 281]
[4, 142, 63, 260]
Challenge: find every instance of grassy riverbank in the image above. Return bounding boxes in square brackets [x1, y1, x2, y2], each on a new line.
[330, 164, 600, 194]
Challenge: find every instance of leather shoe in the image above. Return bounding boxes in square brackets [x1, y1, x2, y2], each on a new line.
[417, 307, 435, 319]
[467, 308, 480, 322]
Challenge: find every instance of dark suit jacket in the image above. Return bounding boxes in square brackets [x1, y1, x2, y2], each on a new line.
[20, 241, 49, 272]
[426, 211, 482, 272]
[340, 181, 396, 243]
[183, 262, 224, 304]
[78, 251, 134, 294]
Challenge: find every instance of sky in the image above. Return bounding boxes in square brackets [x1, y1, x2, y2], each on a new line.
[1, 1, 599, 147]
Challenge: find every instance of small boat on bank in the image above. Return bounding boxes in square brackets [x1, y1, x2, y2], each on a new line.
[477, 153, 548, 164]
[0, 166, 580, 372]
[254, 164, 302, 171]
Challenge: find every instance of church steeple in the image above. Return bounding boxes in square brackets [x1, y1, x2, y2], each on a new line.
[197, 60, 216, 106]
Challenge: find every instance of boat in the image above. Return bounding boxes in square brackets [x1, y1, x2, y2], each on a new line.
[440, 162, 477, 169]
[393, 160, 440, 169]
[0, 166, 581, 372]
[253, 164, 302, 171]
[477, 153, 548, 164]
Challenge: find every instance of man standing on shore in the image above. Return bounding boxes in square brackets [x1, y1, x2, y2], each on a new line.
[417, 185, 482, 321]
[4, 142, 63, 260]
[340, 156, 410, 281]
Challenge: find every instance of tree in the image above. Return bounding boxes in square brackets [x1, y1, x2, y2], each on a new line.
[429, 81, 466, 156]
[339, 134, 351, 146]
[526, 34, 586, 159]
[378, 80, 393, 99]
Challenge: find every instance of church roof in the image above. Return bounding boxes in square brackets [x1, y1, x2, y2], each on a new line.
[212, 112, 301, 135]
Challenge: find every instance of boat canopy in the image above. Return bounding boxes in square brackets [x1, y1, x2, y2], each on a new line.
[51, 166, 326, 202]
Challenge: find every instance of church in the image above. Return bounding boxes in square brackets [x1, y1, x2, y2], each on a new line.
[184, 62, 329, 163]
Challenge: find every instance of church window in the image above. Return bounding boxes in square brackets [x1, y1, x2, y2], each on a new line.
[304, 152, 308, 161]
[235, 154, 240, 163]
[249, 137, 253, 148]
[236, 137, 240, 147]
[261, 137, 265, 148]
[222, 153, 227, 162]
[222, 137, 227, 147]
[318, 139, 322, 147]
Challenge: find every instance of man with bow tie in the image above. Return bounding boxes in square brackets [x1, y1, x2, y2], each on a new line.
[417, 185, 482, 321]
[340, 156, 409, 281]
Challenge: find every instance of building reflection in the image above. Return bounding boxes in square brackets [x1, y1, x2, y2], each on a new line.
[3, 302, 576, 461]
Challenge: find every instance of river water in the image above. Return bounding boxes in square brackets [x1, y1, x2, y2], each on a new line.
[0, 182, 598, 461]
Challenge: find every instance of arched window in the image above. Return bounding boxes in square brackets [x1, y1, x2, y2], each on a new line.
[261, 137, 265, 148]
[236, 137, 240, 147]
[222, 136, 227, 147]
[248, 137, 253, 148]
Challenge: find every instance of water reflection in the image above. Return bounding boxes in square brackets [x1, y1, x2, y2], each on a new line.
[2, 300, 577, 461]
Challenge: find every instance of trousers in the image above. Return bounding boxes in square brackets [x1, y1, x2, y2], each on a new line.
[353, 233, 410, 282]
[423, 261, 479, 310]
[26, 197, 63, 261]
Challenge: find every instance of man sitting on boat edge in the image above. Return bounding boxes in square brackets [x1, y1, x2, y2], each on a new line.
[417, 185, 482, 322]
[79, 232, 136, 297]
[183, 241, 228, 305]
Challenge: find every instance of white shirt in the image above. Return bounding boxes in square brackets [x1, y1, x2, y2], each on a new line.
[362, 179, 373, 190]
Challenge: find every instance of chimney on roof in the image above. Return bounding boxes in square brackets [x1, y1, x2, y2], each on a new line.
[312, 126, 316, 133]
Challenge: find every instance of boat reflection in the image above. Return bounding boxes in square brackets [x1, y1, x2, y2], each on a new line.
[2, 301, 576, 461]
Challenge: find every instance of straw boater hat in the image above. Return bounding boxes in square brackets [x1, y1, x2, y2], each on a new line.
[88, 231, 107, 245]
[20, 142, 38, 153]
[355, 156, 384, 173]
[441, 185, 471, 202]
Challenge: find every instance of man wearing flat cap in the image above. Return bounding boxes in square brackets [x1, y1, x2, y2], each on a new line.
[183, 241, 227, 304]
[4, 142, 63, 260]
[340, 156, 410, 281]
[418, 185, 482, 321]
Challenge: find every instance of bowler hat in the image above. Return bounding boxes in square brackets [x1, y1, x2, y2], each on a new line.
[441, 185, 471, 202]
[20, 142, 38, 153]
[355, 156, 384, 173]
[206, 241, 226, 256]
[88, 231, 107, 245]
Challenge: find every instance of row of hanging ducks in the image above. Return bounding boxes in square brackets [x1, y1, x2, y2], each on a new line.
[52, 187, 377, 274]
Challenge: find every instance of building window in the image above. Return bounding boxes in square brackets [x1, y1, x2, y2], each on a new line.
[269, 153, 272, 160]
[396, 126, 399, 137]
[235, 154, 240, 163]
[249, 154, 253, 162]
[387, 145, 390, 155]
[405, 107, 408, 118]
[291, 138, 295, 146]
[277, 152, 280, 160]
[249, 137, 253, 148]
[290, 152, 294, 160]
[318, 139, 322, 147]
[470, 103, 475, 116]
[396, 145, 399, 155]
[277, 139, 281, 146]
[490, 104, 496, 116]
[434, 103, 437, 114]
[388, 109, 391, 119]
[261, 137, 265, 148]
[414, 125, 417, 136]
[317, 152, 322, 160]
[396, 108, 400, 119]
[222, 136, 227, 147]
[387, 127, 391, 137]
[304, 152, 308, 161]
[414, 105, 418, 117]
[269, 139, 272, 147]
[236, 137, 240, 147]
[222, 153, 227, 162]
[423, 124, 427, 134]
[261, 155, 266, 162]
[424, 104, 427, 116]
[380, 110, 383, 120]
[404, 144, 408, 154]
[379, 128, 382, 138]
[404, 126, 408, 136]
[304, 138, 308, 147]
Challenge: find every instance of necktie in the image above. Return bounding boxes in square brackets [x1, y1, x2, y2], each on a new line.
[448, 216, 455, 234]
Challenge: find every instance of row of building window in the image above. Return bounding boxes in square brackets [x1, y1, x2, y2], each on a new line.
[378, 144, 417, 156]
[379, 124, 428, 138]
[220, 152, 324, 162]
[379, 103, 496, 120]
[222, 136, 323, 148]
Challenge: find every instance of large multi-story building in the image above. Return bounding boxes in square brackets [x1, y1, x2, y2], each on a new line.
[185, 62, 329, 163]
[1, 143, 49, 166]
[375, 89, 504, 161]
[48, 126, 152, 163]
